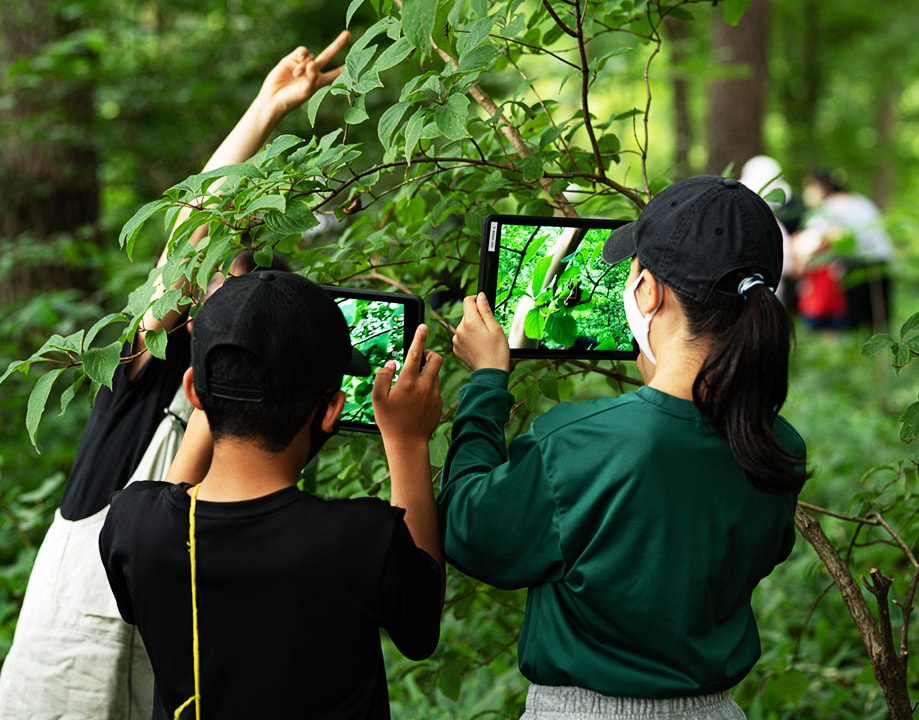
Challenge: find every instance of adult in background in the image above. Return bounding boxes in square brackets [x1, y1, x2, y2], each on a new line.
[738, 154, 804, 312]
[0, 31, 350, 719]
[799, 168, 894, 331]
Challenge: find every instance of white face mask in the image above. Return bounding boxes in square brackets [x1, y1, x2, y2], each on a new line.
[623, 273, 662, 365]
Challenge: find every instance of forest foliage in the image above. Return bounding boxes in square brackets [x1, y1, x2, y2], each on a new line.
[1, 0, 918, 717]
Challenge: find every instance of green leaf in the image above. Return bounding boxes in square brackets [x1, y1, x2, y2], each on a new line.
[437, 661, 463, 701]
[546, 312, 578, 347]
[84, 312, 128, 350]
[530, 255, 553, 295]
[402, 0, 437, 54]
[900, 401, 919, 443]
[26, 368, 65, 450]
[247, 194, 287, 215]
[0, 358, 32, 386]
[900, 311, 919, 338]
[523, 307, 546, 340]
[524, 382, 540, 410]
[254, 245, 274, 268]
[893, 341, 912, 368]
[373, 36, 414, 73]
[434, 94, 469, 141]
[144, 328, 168, 361]
[538, 375, 559, 402]
[862, 332, 894, 358]
[346, 44, 378, 82]
[82, 341, 124, 391]
[260, 134, 306, 160]
[38, 330, 84, 356]
[263, 207, 320, 236]
[119, 198, 170, 259]
[462, 15, 498, 53]
[343, 95, 371, 125]
[721, 0, 751, 26]
[59, 370, 86, 417]
[456, 44, 499, 74]
[346, 0, 367, 27]
[766, 669, 810, 706]
[518, 156, 544, 182]
[403, 108, 426, 164]
[476, 170, 510, 193]
[378, 100, 411, 147]
[307, 85, 333, 127]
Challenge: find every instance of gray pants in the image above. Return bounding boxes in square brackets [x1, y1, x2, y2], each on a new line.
[520, 685, 746, 720]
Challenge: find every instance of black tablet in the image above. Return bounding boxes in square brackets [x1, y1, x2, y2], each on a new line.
[322, 286, 425, 433]
[477, 214, 637, 360]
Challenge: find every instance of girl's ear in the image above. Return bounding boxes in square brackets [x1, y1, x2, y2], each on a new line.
[321, 391, 346, 433]
[183, 367, 205, 410]
[637, 269, 664, 315]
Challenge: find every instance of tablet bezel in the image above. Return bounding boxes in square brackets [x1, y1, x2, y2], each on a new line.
[477, 214, 638, 361]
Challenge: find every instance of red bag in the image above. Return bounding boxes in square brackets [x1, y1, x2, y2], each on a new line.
[798, 264, 848, 320]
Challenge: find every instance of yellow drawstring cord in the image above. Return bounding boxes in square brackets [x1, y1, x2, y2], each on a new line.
[175, 484, 202, 720]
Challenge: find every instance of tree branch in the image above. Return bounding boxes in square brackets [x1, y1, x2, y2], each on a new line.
[794, 505, 915, 718]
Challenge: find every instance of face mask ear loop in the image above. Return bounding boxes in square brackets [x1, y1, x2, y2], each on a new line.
[174, 484, 203, 720]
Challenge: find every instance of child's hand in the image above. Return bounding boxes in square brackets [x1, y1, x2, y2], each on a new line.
[453, 293, 510, 372]
[257, 30, 351, 118]
[373, 325, 443, 444]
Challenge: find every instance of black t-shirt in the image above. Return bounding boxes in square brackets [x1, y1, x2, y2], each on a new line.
[60, 330, 191, 520]
[99, 482, 442, 719]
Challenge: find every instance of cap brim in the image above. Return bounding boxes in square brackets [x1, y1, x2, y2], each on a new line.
[602, 222, 638, 265]
[347, 347, 372, 377]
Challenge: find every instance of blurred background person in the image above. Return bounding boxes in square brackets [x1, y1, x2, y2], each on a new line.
[799, 168, 894, 331]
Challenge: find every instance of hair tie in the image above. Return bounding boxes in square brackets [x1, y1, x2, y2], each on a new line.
[737, 273, 769, 298]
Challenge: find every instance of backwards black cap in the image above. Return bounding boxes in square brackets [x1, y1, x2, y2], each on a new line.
[602, 175, 783, 305]
[192, 272, 371, 403]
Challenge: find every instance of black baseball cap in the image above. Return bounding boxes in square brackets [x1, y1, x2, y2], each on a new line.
[192, 271, 371, 403]
[602, 175, 783, 305]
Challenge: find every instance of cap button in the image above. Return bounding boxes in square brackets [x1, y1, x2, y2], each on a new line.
[722, 178, 740, 188]
[259, 271, 276, 281]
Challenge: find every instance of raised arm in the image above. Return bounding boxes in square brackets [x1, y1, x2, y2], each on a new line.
[129, 32, 351, 378]
[162, 406, 212, 486]
[372, 325, 445, 600]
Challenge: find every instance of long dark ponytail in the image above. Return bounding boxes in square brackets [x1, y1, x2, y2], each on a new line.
[678, 271, 811, 494]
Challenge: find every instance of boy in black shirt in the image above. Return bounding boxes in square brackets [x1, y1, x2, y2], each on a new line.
[100, 272, 444, 719]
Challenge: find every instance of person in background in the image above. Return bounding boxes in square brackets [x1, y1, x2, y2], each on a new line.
[439, 176, 809, 720]
[738, 154, 803, 312]
[100, 273, 444, 719]
[798, 168, 894, 331]
[0, 31, 350, 719]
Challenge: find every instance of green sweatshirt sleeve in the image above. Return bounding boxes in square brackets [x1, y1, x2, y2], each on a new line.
[437, 369, 565, 590]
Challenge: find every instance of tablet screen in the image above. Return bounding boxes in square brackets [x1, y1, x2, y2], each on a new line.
[478, 214, 637, 360]
[322, 286, 425, 433]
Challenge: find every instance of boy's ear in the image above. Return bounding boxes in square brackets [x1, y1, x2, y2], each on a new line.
[321, 391, 346, 433]
[183, 367, 205, 410]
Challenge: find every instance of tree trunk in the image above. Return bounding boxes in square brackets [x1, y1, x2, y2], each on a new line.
[704, 0, 770, 176]
[0, 1, 100, 304]
[664, 16, 693, 181]
[873, 78, 899, 211]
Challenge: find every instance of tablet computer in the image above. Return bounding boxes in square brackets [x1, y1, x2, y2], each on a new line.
[477, 214, 637, 360]
[321, 286, 425, 433]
